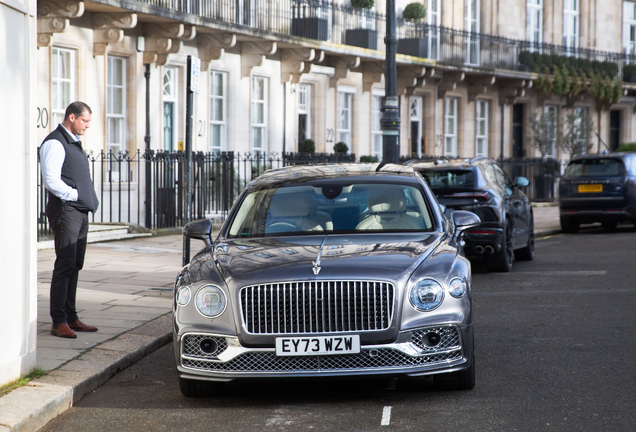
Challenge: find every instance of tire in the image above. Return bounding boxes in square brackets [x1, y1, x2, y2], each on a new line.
[178, 377, 224, 397]
[433, 350, 475, 391]
[486, 220, 513, 272]
[560, 216, 580, 233]
[515, 218, 534, 261]
[602, 221, 618, 230]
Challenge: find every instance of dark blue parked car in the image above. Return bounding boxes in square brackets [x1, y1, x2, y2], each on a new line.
[407, 157, 534, 273]
[559, 152, 636, 232]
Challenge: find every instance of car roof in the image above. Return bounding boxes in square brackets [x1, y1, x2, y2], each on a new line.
[569, 152, 636, 162]
[406, 156, 491, 170]
[249, 163, 420, 190]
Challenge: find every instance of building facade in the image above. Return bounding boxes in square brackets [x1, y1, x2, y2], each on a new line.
[33, 0, 636, 169]
[1, 0, 38, 386]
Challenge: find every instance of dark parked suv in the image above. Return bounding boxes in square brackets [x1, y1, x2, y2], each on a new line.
[559, 152, 636, 233]
[407, 157, 534, 272]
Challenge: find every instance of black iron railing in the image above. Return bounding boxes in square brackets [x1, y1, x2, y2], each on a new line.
[37, 150, 356, 238]
[122, 0, 636, 79]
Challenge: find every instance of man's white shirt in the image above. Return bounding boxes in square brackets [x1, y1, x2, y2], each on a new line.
[40, 124, 80, 202]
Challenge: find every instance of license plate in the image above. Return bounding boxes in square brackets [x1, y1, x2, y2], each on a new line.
[578, 184, 603, 193]
[275, 335, 360, 356]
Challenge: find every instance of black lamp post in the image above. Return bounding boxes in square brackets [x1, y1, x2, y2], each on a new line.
[381, 0, 400, 164]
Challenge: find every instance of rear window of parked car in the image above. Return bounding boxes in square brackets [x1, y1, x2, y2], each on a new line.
[565, 158, 625, 177]
[418, 169, 475, 188]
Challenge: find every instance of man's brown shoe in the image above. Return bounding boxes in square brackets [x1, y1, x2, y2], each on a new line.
[68, 319, 98, 332]
[51, 323, 77, 339]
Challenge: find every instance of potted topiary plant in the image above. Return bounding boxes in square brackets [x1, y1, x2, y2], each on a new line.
[291, 1, 329, 41]
[346, 0, 378, 50]
[298, 139, 316, 153]
[397, 2, 429, 58]
[333, 141, 349, 154]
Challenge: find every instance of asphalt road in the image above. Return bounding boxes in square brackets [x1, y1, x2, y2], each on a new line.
[41, 227, 636, 432]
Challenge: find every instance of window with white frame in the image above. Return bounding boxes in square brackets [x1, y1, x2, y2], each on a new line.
[476, 100, 489, 157]
[527, 0, 543, 48]
[465, 0, 480, 65]
[298, 84, 311, 144]
[337, 88, 354, 150]
[574, 107, 588, 153]
[427, 0, 441, 60]
[107, 56, 126, 152]
[563, 0, 579, 52]
[163, 67, 177, 152]
[251, 76, 268, 154]
[371, 92, 384, 161]
[51, 47, 75, 127]
[410, 96, 423, 157]
[445, 97, 458, 157]
[210, 70, 227, 153]
[545, 105, 558, 157]
[623, 1, 636, 58]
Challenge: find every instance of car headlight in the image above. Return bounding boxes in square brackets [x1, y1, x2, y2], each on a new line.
[449, 278, 467, 298]
[409, 278, 444, 311]
[176, 286, 191, 306]
[195, 285, 227, 318]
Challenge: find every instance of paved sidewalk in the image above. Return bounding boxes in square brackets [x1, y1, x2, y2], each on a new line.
[0, 203, 561, 432]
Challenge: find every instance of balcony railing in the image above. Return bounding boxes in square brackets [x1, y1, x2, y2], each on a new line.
[129, 0, 636, 79]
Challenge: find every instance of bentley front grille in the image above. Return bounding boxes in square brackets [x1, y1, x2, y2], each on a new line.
[240, 281, 395, 334]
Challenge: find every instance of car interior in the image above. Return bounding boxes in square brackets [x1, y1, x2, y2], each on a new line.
[227, 183, 435, 237]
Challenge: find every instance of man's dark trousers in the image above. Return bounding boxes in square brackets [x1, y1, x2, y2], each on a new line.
[47, 200, 89, 325]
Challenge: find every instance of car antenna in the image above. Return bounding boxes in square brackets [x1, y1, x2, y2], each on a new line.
[376, 162, 386, 172]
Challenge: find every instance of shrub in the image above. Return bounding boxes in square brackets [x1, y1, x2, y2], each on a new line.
[298, 139, 315, 153]
[402, 3, 427, 21]
[359, 155, 379, 163]
[333, 142, 349, 154]
[351, 0, 374, 9]
[616, 142, 636, 152]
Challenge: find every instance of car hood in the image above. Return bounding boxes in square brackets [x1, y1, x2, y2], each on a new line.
[213, 233, 443, 286]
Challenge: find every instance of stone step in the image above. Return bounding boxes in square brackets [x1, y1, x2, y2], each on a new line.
[37, 224, 152, 250]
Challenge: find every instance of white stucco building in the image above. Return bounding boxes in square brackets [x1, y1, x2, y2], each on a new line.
[0, 0, 38, 386]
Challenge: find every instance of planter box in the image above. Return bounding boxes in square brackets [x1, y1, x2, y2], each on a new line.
[346, 29, 377, 50]
[397, 38, 427, 58]
[291, 17, 329, 41]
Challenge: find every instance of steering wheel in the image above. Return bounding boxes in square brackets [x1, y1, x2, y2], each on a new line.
[266, 221, 301, 233]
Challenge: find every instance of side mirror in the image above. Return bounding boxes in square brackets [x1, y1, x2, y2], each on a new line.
[183, 219, 213, 247]
[451, 210, 481, 239]
[515, 176, 530, 187]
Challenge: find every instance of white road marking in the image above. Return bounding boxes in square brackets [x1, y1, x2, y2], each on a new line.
[381, 406, 392, 426]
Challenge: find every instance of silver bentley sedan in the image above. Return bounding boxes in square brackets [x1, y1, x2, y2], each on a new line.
[173, 163, 480, 396]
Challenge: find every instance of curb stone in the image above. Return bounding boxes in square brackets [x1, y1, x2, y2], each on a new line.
[0, 314, 172, 432]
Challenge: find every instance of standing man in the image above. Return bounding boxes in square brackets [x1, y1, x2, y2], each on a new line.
[40, 101, 100, 338]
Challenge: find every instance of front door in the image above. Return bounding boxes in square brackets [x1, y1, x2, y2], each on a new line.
[609, 110, 621, 151]
[512, 104, 524, 158]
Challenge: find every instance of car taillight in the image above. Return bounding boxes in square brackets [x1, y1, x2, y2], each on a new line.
[448, 192, 492, 201]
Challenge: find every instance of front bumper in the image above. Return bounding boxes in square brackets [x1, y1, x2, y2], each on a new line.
[175, 325, 473, 382]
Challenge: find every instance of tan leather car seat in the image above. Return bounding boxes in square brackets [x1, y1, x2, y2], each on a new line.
[356, 189, 423, 231]
[266, 193, 323, 233]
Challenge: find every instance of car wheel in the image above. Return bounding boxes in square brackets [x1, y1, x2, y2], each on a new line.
[560, 216, 580, 234]
[178, 377, 224, 397]
[486, 220, 513, 272]
[515, 220, 534, 261]
[602, 221, 618, 230]
[433, 350, 475, 391]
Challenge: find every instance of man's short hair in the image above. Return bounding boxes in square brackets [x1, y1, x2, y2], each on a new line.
[64, 101, 92, 120]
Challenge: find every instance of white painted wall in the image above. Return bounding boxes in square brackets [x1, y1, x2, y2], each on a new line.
[0, 0, 38, 386]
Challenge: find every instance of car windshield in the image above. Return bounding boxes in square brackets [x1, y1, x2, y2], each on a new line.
[565, 159, 625, 177]
[416, 169, 475, 189]
[227, 181, 435, 238]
